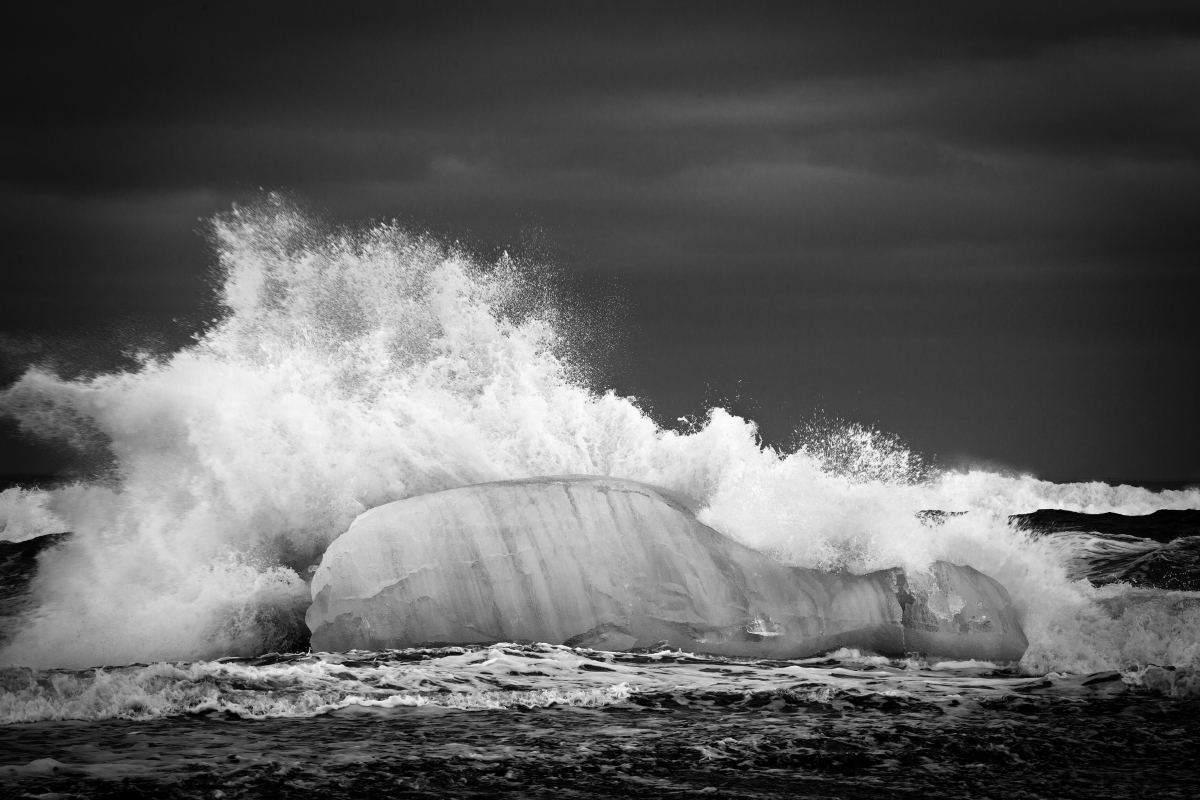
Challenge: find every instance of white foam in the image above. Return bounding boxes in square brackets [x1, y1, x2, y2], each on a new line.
[0, 487, 70, 542]
[10, 642, 1185, 724]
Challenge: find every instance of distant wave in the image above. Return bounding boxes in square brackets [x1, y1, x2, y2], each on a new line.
[1011, 509, 1200, 590]
[1012, 508, 1199, 544]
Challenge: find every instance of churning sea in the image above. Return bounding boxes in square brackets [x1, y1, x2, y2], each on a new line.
[2, 198, 1198, 797]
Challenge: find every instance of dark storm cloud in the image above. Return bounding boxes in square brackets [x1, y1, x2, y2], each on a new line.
[6, 3, 1197, 276]
[2, 2, 1198, 480]
[6, 3, 1200, 182]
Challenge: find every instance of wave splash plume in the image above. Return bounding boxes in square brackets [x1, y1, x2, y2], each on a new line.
[0, 196, 1198, 677]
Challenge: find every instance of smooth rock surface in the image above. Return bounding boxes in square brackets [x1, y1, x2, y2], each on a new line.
[307, 476, 1027, 660]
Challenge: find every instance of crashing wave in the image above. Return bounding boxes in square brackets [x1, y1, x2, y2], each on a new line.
[0, 196, 1195, 676]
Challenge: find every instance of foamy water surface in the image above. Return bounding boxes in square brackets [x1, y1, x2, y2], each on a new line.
[2, 643, 1190, 726]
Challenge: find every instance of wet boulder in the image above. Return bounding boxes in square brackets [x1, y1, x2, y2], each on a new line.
[307, 476, 1027, 661]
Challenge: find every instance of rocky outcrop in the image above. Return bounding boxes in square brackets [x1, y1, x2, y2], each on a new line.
[307, 476, 1027, 661]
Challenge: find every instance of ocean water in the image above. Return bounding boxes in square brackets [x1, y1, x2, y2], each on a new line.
[1, 196, 1197, 797]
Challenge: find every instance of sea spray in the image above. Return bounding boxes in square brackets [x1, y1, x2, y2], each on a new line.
[0, 196, 1197, 673]
[0, 487, 68, 543]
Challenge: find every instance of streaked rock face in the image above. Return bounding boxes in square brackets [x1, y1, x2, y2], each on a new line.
[307, 476, 1027, 661]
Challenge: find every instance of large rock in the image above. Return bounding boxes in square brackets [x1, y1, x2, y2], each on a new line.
[307, 476, 1027, 661]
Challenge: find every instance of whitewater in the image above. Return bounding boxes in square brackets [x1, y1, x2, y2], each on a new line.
[0, 195, 1197, 686]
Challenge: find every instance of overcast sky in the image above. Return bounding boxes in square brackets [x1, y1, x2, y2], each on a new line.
[2, 2, 1198, 481]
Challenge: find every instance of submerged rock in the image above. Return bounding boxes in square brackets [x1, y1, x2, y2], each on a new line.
[307, 476, 1027, 660]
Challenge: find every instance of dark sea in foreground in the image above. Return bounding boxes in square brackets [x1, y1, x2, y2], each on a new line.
[1, 646, 1198, 799]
